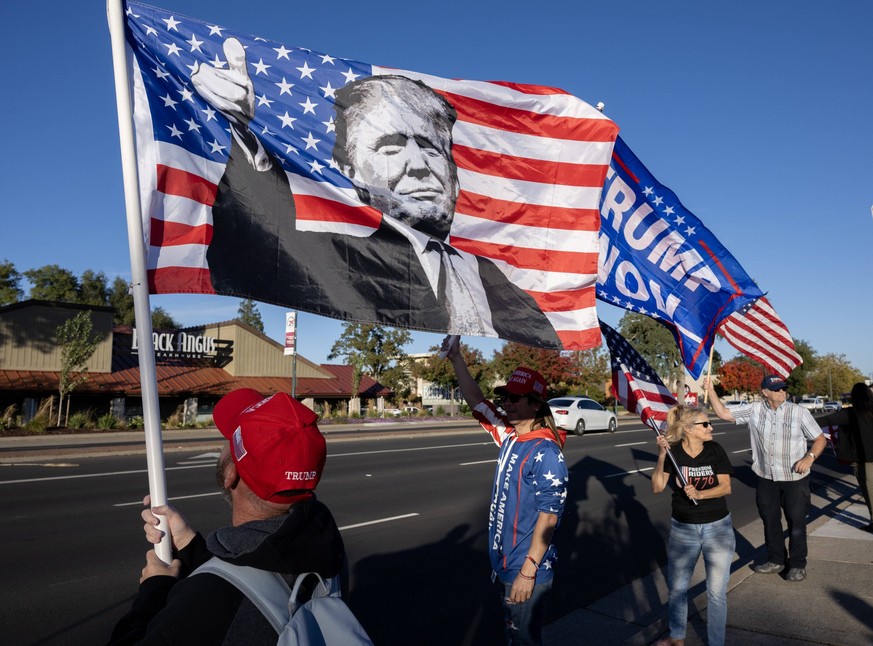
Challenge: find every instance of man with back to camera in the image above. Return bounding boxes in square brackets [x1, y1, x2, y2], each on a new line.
[192, 38, 559, 348]
[704, 374, 826, 582]
[108, 389, 345, 644]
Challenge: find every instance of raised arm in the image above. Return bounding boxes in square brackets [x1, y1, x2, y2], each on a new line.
[442, 336, 485, 408]
[191, 38, 271, 171]
[704, 376, 735, 422]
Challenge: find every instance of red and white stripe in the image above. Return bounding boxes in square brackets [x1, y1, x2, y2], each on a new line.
[132, 57, 617, 350]
[613, 366, 678, 432]
[717, 297, 802, 379]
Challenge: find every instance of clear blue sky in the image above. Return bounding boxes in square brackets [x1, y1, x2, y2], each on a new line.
[1, 0, 870, 377]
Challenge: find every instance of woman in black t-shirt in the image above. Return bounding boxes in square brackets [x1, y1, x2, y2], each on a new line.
[652, 405, 735, 646]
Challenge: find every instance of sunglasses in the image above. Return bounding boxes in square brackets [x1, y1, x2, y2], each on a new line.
[501, 394, 526, 404]
[692, 421, 712, 428]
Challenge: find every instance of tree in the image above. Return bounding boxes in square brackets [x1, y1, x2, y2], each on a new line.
[807, 353, 866, 399]
[565, 347, 611, 402]
[414, 342, 489, 408]
[56, 311, 101, 426]
[151, 307, 179, 330]
[618, 312, 683, 389]
[718, 357, 766, 398]
[490, 343, 577, 396]
[24, 264, 80, 302]
[328, 323, 412, 396]
[78, 270, 110, 307]
[0, 259, 23, 305]
[237, 299, 264, 333]
[107, 277, 179, 329]
[109, 277, 135, 325]
[785, 338, 818, 397]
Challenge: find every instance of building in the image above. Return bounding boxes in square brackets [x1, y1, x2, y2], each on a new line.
[0, 300, 391, 424]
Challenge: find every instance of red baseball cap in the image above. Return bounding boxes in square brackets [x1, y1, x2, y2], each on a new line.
[213, 389, 326, 503]
[494, 367, 549, 402]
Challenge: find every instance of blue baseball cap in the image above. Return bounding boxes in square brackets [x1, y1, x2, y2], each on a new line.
[761, 375, 788, 391]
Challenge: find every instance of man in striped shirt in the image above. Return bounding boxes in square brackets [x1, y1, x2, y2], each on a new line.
[705, 375, 826, 582]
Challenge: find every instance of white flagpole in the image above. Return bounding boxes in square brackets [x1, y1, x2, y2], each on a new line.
[106, 0, 172, 563]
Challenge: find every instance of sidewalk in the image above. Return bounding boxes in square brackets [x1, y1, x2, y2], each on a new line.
[544, 474, 873, 645]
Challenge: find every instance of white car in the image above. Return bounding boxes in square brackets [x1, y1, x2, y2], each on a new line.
[799, 397, 824, 413]
[548, 397, 617, 436]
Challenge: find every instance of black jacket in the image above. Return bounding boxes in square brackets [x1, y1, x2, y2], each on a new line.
[108, 497, 345, 645]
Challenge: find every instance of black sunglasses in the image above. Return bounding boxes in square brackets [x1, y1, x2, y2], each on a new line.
[692, 421, 712, 428]
[501, 394, 525, 403]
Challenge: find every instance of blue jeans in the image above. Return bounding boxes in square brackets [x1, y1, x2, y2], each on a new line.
[667, 514, 735, 646]
[497, 577, 552, 645]
[756, 476, 811, 568]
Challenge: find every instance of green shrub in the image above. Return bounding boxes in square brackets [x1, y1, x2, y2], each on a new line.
[434, 406, 446, 416]
[97, 414, 120, 430]
[127, 416, 144, 430]
[68, 410, 94, 429]
[165, 405, 196, 429]
[0, 404, 18, 431]
[22, 416, 47, 435]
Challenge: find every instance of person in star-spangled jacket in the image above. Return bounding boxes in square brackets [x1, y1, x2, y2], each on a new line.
[443, 337, 568, 646]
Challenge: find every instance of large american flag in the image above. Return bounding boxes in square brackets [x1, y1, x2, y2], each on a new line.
[600, 320, 678, 432]
[122, 1, 618, 350]
[717, 297, 802, 378]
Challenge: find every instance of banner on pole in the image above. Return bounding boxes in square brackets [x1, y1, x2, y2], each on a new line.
[122, 1, 618, 351]
[598, 137, 764, 378]
[284, 311, 297, 356]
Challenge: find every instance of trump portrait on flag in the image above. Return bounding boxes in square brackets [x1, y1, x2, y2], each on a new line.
[194, 39, 559, 347]
[123, 1, 618, 351]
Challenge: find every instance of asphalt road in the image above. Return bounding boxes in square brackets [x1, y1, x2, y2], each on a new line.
[0, 420, 847, 645]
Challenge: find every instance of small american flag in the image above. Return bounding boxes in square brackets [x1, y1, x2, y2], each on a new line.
[122, 1, 618, 350]
[600, 320, 678, 432]
[717, 297, 802, 378]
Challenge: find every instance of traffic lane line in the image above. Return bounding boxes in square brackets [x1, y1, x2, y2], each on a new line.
[605, 467, 654, 478]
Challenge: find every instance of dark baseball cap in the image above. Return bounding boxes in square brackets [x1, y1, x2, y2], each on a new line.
[761, 375, 788, 391]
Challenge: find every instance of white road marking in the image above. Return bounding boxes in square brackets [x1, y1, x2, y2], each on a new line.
[0, 464, 211, 485]
[0, 462, 79, 468]
[460, 459, 497, 466]
[614, 442, 648, 447]
[114, 492, 221, 507]
[176, 452, 221, 465]
[330, 441, 492, 458]
[732, 448, 753, 454]
[338, 513, 419, 531]
[605, 467, 654, 478]
[1, 443, 493, 486]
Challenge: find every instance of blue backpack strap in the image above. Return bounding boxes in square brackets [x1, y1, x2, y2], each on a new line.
[193, 557, 291, 634]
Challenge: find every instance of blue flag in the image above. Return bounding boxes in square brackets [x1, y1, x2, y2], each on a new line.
[597, 136, 764, 378]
